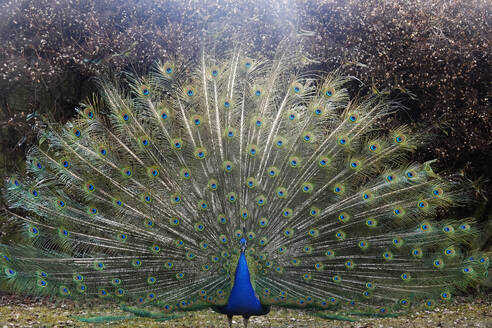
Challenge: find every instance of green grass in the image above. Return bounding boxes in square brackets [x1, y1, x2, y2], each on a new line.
[0, 296, 491, 327]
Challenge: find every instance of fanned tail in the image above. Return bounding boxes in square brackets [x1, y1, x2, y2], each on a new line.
[1, 38, 488, 318]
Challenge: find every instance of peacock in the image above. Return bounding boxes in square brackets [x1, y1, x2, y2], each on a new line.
[0, 38, 489, 327]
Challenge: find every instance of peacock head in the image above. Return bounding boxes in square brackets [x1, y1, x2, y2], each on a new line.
[240, 237, 247, 252]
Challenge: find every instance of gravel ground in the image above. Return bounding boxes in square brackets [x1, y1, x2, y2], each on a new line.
[0, 293, 491, 327]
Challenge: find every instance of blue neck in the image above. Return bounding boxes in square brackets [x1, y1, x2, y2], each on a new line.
[212, 250, 269, 318]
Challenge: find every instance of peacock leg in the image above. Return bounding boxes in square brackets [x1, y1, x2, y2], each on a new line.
[243, 316, 249, 328]
[227, 315, 233, 328]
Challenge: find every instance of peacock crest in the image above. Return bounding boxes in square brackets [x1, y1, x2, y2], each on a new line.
[1, 38, 489, 326]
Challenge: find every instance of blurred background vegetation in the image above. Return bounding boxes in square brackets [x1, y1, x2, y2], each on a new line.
[0, 0, 490, 287]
